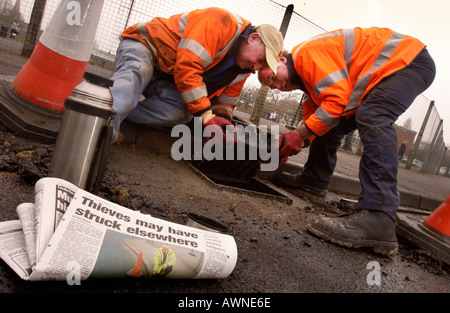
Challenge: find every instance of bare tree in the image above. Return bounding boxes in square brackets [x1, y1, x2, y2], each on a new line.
[237, 83, 259, 110]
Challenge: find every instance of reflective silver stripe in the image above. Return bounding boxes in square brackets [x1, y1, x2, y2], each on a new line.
[179, 38, 213, 68]
[346, 31, 404, 111]
[293, 30, 344, 59]
[294, 29, 353, 67]
[181, 85, 208, 103]
[179, 11, 243, 67]
[136, 22, 159, 57]
[178, 12, 189, 37]
[215, 13, 243, 59]
[292, 29, 350, 129]
[315, 107, 341, 127]
[218, 94, 239, 106]
[212, 104, 234, 115]
[314, 68, 349, 97]
[343, 28, 355, 71]
[229, 73, 248, 86]
[310, 29, 354, 97]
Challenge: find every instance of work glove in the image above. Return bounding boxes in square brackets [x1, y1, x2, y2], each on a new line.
[277, 131, 303, 167]
[201, 110, 236, 146]
[203, 113, 234, 129]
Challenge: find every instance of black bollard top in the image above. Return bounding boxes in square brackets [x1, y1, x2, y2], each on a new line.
[83, 72, 114, 88]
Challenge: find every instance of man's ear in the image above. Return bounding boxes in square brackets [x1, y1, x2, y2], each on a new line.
[248, 32, 261, 43]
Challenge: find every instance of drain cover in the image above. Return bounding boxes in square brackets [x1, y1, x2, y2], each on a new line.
[188, 118, 292, 204]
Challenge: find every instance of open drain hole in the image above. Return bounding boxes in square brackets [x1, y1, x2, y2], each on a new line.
[189, 162, 292, 205]
[185, 117, 292, 204]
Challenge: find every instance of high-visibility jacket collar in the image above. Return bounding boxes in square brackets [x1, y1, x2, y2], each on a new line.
[202, 25, 254, 95]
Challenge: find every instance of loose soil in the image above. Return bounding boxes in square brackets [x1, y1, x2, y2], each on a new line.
[0, 125, 448, 293]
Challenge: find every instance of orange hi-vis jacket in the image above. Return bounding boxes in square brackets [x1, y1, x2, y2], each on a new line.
[292, 27, 426, 137]
[122, 8, 253, 120]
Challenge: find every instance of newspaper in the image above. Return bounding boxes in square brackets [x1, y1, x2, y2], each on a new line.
[0, 177, 238, 281]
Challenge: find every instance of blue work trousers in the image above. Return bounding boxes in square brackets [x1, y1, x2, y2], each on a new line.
[302, 48, 436, 220]
[109, 39, 192, 140]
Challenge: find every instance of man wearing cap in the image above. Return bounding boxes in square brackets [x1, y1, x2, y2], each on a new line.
[257, 27, 436, 256]
[110, 7, 283, 142]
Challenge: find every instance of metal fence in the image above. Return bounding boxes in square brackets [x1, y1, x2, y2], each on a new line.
[0, 0, 447, 175]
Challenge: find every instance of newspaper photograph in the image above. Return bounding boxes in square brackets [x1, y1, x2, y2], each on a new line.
[0, 177, 238, 282]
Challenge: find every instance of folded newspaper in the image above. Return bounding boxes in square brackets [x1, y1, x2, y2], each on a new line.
[0, 177, 238, 281]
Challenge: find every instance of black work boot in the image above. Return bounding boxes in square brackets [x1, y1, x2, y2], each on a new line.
[306, 210, 398, 256]
[277, 172, 328, 198]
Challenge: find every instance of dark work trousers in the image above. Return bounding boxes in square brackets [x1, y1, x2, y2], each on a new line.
[301, 48, 436, 220]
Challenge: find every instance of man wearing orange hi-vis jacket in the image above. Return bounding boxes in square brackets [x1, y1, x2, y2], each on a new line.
[109, 7, 283, 143]
[258, 27, 436, 255]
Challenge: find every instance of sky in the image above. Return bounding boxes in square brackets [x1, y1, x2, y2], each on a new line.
[276, 0, 450, 144]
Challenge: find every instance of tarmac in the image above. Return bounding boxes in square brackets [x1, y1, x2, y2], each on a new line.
[115, 118, 450, 267]
[1, 47, 448, 209]
[113, 120, 450, 266]
[0, 48, 449, 294]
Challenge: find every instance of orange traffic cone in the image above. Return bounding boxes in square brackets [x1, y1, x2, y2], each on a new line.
[422, 195, 450, 239]
[0, 0, 105, 142]
[128, 252, 144, 277]
[11, 42, 87, 112]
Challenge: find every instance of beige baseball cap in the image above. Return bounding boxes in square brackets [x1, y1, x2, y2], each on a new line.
[255, 24, 284, 75]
